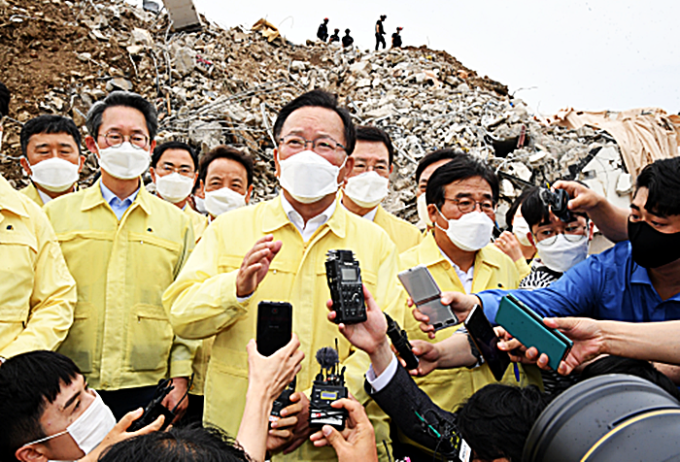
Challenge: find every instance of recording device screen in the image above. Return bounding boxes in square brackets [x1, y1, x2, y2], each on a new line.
[341, 267, 357, 281]
[464, 305, 510, 381]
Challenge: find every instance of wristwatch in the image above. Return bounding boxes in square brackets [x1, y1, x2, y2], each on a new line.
[466, 334, 485, 369]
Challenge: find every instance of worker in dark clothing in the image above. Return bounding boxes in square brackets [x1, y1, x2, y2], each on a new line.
[342, 29, 354, 48]
[317, 18, 329, 41]
[375, 14, 387, 51]
[329, 28, 340, 44]
[391, 26, 403, 48]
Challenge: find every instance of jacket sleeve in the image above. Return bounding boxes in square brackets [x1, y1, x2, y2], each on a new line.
[163, 222, 249, 340]
[0, 208, 76, 358]
[478, 256, 603, 322]
[168, 216, 201, 377]
[367, 364, 458, 454]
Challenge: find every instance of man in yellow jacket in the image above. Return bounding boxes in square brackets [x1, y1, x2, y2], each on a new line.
[44, 91, 197, 421]
[396, 154, 542, 457]
[164, 90, 402, 462]
[19, 115, 85, 206]
[340, 125, 422, 253]
[0, 174, 76, 359]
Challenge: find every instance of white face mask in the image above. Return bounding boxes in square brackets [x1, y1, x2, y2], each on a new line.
[97, 142, 150, 180]
[30, 157, 80, 193]
[535, 234, 589, 273]
[344, 171, 389, 209]
[22, 390, 116, 456]
[205, 187, 246, 217]
[417, 193, 431, 227]
[436, 210, 494, 252]
[277, 150, 345, 204]
[155, 172, 194, 204]
[512, 215, 533, 247]
[194, 196, 207, 214]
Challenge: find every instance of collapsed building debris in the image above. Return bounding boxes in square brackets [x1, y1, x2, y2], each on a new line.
[2, 0, 669, 226]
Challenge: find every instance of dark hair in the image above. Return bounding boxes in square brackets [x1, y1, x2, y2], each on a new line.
[0, 81, 9, 118]
[580, 356, 680, 401]
[152, 141, 199, 170]
[415, 149, 462, 184]
[273, 90, 356, 155]
[521, 186, 588, 229]
[198, 145, 254, 188]
[98, 424, 251, 462]
[86, 91, 158, 141]
[355, 125, 395, 166]
[635, 157, 680, 217]
[20, 115, 82, 157]
[425, 153, 499, 209]
[505, 187, 539, 231]
[0, 351, 81, 461]
[456, 384, 552, 462]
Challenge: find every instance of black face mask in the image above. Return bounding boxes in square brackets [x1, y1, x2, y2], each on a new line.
[628, 220, 680, 269]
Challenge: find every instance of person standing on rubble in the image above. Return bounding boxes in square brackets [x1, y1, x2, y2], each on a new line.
[317, 18, 329, 42]
[375, 15, 387, 51]
[391, 27, 403, 48]
[342, 29, 354, 48]
[329, 28, 340, 44]
[341, 125, 422, 253]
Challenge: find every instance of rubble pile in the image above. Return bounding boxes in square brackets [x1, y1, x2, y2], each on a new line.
[0, 0, 622, 223]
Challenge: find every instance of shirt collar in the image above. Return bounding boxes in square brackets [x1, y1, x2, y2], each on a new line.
[100, 181, 140, 207]
[630, 261, 654, 286]
[37, 188, 53, 205]
[280, 192, 337, 230]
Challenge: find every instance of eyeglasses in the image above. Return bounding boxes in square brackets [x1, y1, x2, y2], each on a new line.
[99, 131, 149, 150]
[278, 134, 346, 156]
[534, 225, 588, 245]
[443, 197, 495, 214]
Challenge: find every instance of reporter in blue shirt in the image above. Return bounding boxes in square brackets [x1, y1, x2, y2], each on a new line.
[414, 157, 680, 334]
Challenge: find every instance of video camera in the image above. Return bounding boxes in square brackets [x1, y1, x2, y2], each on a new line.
[539, 187, 572, 223]
[127, 378, 176, 432]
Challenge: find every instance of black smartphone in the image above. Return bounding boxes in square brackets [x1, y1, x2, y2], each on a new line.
[464, 305, 511, 381]
[257, 301, 293, 357]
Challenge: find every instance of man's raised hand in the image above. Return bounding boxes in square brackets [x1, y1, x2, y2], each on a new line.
[236, 235, 282, 298]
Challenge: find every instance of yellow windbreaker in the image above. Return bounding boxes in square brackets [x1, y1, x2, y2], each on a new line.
[398, 233, 543, 449]
[373, 204, 423, 253]
[0, 176, 76, 358]
[163, 195, 403, 461]
[183, 205, 212, 396]
[43, 181, 197, 390]
[19, 182, 43, 206]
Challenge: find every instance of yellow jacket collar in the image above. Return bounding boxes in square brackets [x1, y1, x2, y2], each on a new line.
[262, 194, 347, 239]
[420, 232, 501, 270]
[0, 176, 30, 218]
[82, 178, 152, 215]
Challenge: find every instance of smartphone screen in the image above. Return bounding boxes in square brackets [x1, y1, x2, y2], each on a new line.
[465, 305, 510, 381]
[257, 301, 293, 357]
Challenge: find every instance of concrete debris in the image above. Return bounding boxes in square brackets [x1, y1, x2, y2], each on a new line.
[0, 0, 626, 225]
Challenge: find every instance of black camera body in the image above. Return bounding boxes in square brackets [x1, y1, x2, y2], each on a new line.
[128, 379, 175, 432]
[325, 250, 367, 324]
[270, 378, 296, 420]
[540, 188, 573, 223]
[309, 346, 348, 430]
[385, 313, 419, 371]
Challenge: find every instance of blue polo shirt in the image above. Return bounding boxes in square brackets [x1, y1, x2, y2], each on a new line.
[479, 241, 680, 323]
